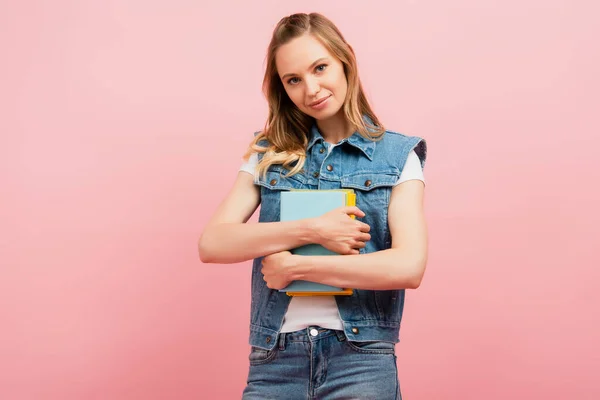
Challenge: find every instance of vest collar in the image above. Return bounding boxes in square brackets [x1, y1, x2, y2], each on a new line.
[307, 120, 377, 160]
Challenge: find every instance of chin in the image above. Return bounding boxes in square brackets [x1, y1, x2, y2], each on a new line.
[307, 104, 343, 121]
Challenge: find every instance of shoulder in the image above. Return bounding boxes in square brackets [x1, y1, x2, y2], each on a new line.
[376, 129, 427, 168]
[251, 130, 270, 161]
[253, 130, 269, 145]
[239, 131, 265, 178]
[382, 129, 427, 155]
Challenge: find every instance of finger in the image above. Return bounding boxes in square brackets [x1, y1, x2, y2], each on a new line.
[342, 247, 356, 255]
[358, 233, 371, 242]
[357, 222, 371, 232]
[342, 206, 365, 218]
[353, 241, 366, 249]
[351, 249, 360, 255]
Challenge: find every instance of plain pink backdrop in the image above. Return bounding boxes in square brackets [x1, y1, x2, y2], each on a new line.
[2, 1, 599, 399]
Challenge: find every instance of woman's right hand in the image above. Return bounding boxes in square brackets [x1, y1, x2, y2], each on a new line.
[310, 206, 371, 255]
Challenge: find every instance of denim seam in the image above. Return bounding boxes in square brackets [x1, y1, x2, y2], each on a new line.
[248, 347, 279, 366]
[344, 341, 396, 355]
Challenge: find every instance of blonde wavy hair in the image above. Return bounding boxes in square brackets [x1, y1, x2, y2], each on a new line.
[244, 12, 385, 179]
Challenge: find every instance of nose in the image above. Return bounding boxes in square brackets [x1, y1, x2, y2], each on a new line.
[305, 77, 321, 97]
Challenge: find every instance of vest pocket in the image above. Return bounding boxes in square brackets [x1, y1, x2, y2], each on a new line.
[340, 173, 397, 192]
[340, 173, 397, 253]
[340, 172, 397, 208]
[255, 167, 306, 222]
[255, 166, 306, 190]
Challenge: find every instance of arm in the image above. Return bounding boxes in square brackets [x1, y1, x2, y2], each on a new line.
[198, 171, 318, 264]
[280, 179, 428, 289]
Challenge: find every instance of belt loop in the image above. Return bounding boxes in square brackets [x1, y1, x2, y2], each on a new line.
[278, 332, 286, 350]
[335, 330, 346, 342]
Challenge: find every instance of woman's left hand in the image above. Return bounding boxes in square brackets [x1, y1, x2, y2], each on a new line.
[261, 251, 296, 290]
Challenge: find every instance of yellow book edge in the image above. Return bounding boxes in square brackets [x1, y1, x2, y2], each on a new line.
[285, 189, 356, 297]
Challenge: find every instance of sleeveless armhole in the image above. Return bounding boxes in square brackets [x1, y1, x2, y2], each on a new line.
[395, 150, 425, 186]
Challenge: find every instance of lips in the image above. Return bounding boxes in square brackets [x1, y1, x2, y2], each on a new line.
[308, 95, 331, 107]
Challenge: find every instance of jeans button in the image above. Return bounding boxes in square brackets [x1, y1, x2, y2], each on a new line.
[351, 327, 359, 334]
[310, 328, 318, 337]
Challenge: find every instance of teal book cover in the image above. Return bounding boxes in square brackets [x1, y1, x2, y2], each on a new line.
[278, 190, 354, 296]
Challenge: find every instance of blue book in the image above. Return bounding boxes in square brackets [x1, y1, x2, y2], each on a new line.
[278, 190, 355, 296]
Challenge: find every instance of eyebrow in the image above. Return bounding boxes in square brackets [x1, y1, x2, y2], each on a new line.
[280, 57, 329, 80]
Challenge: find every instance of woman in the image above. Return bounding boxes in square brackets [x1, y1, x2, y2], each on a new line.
[199, 12, 428, 400]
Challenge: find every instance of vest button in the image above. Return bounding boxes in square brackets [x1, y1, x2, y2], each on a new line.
[313, 171, 319, 178]
[351, 327, 359, 334]
[326, 165, 333, 171]
[319, 148, 325, 153]
[364, 180, 372, 187]
[266, 337, 272, 343]
[270, 179, 277, 185]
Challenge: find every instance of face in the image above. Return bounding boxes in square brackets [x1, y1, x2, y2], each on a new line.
[275, 34, 348, 121]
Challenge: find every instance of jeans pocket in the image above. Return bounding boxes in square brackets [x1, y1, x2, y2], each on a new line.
[248, 346, 278, 366]
[345, 340, 396, 355]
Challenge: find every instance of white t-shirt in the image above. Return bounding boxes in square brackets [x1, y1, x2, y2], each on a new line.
[239, 146, 425, 332]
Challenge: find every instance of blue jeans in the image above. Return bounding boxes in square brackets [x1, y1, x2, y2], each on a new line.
[242, 326, 401, 400]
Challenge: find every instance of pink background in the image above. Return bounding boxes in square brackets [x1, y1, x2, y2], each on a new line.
[2, 1, 599, 399]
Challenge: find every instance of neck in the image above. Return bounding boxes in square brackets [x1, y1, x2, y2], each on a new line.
[316, 111, 355, 144]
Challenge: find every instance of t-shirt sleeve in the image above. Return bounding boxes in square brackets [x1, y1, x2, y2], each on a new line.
[395, 150, 425, 186]
[239, 152, 258, 177]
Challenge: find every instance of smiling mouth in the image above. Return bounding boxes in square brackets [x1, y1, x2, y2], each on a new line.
[308, 95, 331, 107]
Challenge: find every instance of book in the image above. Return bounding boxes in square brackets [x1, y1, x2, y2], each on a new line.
[278, 189, 355, 296]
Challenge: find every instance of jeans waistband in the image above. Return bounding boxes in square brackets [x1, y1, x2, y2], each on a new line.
[277, 326, 346, 350]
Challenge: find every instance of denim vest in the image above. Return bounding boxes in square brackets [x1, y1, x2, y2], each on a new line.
[249, 123, 427, 350]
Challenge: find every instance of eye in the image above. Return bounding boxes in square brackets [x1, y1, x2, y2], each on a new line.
[287, 77, 300, 85]
[315, 64, 328, 72]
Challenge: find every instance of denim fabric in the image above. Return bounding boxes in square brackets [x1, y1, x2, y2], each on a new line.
[242, 327, 401, 400]
[249, 121, 427, 350]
